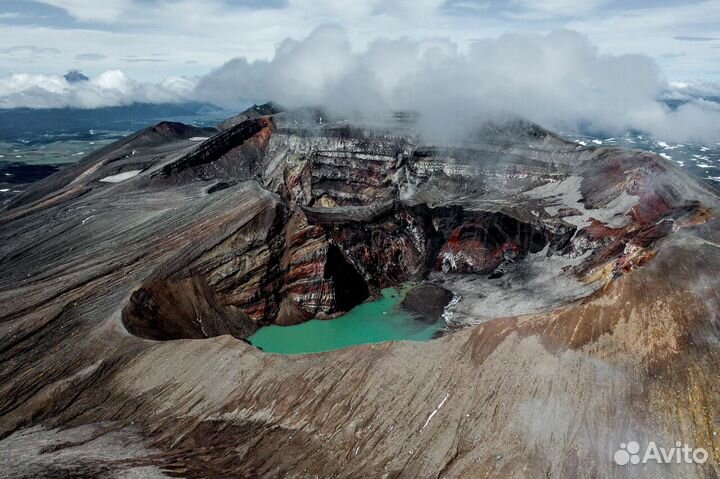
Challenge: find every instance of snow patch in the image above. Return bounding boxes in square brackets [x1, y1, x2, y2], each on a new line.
[99, 170, 142, 183]
[421, 392, 450, 431]
[442, 294, 462, 324]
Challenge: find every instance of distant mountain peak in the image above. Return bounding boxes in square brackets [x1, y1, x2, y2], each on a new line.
[64, 70, 89, 83]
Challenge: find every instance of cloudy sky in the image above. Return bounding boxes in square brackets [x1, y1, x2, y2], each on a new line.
[1, 0, 718, 81]
[0, 0, 719, 142]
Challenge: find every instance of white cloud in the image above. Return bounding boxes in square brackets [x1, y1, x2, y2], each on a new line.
[1, 1, 718, 144]
[0, 70, 193, 109]
[0, 45, 61, 59]
[639, 99, 720, 143]
[75, 53, 107, 61]
[510, 0, 614, 17]
[194, 26, 720, 144]
[667, 79, 720, 99]
[1, 0, 717, 85]
[39, 0, 129, 22]
[566, 0, 720, 79]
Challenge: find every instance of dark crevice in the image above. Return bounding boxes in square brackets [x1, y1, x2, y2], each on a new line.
[324, 245, 370, 311]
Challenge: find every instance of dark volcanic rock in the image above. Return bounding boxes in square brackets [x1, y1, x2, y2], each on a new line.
[64, 70, 89, 83]
[401, 283, 454, 321]
[1, 105, 719, 478]
[218, 102, 284, 131]
[123, 276, 257, 340]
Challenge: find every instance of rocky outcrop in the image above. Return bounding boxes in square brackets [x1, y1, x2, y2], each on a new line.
[1, 106, 719, 478]
[401, 283, 454, 321]
[123, 275, 257, 340]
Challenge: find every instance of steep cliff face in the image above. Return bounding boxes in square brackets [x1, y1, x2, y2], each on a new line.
[1, 106, 719, 478]
[3, 109, 697, 337]
[95, 113, 597, 335]
[261, 126, 414, 207]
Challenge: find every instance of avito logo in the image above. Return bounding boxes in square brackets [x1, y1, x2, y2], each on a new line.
[614, 441, 708, 466]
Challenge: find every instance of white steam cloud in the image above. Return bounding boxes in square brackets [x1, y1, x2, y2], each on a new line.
[194, 26, 720, 144]
[0, 70, 194, 109]
[1, 27, 719, 144]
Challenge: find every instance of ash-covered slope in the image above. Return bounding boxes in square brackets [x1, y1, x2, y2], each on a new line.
[1, 106, 719, 478]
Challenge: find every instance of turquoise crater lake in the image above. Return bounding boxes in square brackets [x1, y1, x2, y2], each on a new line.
[248, 287, 446, 355]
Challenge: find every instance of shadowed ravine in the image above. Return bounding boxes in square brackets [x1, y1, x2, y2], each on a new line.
[1, 105, 719, 478]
